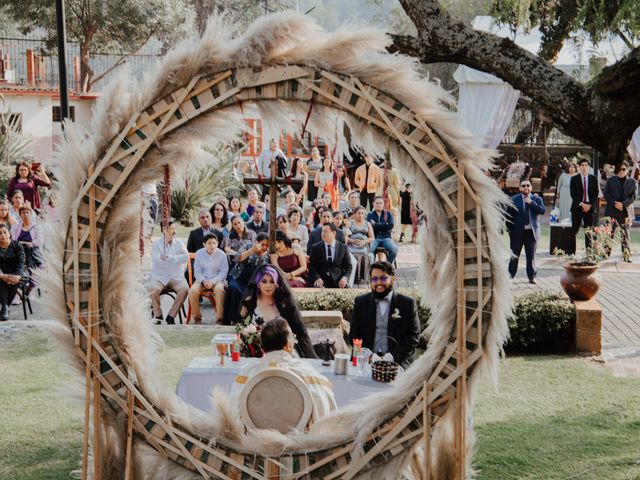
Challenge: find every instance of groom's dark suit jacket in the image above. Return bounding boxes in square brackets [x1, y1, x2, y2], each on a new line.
[349, 291, 420, 368]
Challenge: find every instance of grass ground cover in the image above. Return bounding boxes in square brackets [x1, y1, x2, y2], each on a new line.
[1, 328, 639, 479]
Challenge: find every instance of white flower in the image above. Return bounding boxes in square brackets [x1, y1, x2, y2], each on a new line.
[391, 308, 401, 320]
[243, 324, 257, 335]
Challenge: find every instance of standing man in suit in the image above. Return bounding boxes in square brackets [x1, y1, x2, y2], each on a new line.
[349, 261, 420, 368]
[603, 161, 637, 261]
[570, 157, 598, 248]
[308, 223, 352, 288]
[507, 179, 545, 284]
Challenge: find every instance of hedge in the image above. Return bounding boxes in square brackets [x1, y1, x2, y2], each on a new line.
[294, 289, 575, 354]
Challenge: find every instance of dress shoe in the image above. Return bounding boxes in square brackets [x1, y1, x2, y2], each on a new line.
[153, 316, 162, 325]
[528, 279, 536, 284]
[193, 317, 202, 325]
[0, 304, 9, 321]
[165, 315, 175, 325]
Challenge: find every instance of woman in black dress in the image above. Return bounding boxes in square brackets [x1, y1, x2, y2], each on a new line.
[0, 223, 26, 321]
[238, 264, 317, 358]
[399, 183, 413, 242]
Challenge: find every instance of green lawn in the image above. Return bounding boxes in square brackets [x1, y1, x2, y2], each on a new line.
[1, 328, 639, 479]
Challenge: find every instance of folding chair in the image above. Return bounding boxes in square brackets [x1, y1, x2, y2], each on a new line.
[158, 286, 186, 324]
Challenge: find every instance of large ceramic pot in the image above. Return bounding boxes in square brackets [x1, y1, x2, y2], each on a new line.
[560, 263, 601, 301]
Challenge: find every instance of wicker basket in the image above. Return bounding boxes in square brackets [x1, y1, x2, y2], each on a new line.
[371, 360, 400, 383]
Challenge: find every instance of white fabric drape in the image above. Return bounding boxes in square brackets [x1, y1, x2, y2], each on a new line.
[628, 126, 640, 163]
[454, 65, 520, 149]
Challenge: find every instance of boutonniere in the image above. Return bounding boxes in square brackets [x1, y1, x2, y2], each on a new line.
[391, 308, 401, 321]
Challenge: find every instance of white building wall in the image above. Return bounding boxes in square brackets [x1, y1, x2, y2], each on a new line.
[4, 94, 53, 164]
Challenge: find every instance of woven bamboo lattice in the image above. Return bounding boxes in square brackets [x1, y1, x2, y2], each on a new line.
[62, 64, 494, 479]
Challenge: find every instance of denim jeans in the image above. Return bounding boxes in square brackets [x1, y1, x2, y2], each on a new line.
[370, 237, 398, 263]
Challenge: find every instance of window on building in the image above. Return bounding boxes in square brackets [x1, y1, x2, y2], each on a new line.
[6, 113, 23, 133]
[52, 106, 76, 122]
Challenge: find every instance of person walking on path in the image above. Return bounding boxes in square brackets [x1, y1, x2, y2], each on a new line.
[506, 179, 545, 284]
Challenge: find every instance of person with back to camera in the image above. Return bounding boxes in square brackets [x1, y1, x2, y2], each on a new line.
[230, 317, 334, 424]
[238, 265, 316, 358]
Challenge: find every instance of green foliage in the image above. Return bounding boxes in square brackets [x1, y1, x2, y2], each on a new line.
[492, 0, 640, 46]
[170, 146, 241, 226]
[295, 288, 575, 353]
[0, 107, 32, 167]
[507, 292, 575, 353]
[0, 0, 194, 89]
[0, 163, 15, 199]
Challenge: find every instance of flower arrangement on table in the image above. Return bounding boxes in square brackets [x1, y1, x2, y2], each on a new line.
[235, 315, 264, 357]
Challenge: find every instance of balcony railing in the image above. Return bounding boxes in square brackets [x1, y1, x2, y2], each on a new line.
[0, 36, 160, 93]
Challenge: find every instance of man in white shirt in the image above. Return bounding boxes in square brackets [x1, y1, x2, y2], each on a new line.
[257, 139, 287, 200]
[149, 220, 189, 324]
[188, 234, 229, 324]
[231, 317, 337, 426]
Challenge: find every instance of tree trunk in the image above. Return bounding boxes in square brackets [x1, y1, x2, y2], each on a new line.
[79, 22, 98, 93]
[391, 0, 640, 166]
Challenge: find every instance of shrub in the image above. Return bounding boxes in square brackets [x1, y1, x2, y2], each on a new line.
[293, 289, 575, 354]
[506, 292, 575, 353]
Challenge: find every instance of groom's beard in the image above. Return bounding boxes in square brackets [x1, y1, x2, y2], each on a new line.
[372, 285, 393, 299]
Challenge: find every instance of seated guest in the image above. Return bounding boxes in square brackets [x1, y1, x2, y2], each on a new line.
[149, 220, 189, 324]
[307, 209, 345, 255]
[368, 196, 398, 264]
[349, 261, 420, 368]
[11, 205, 44, 274]
[228, 196, 245, 223]
[188, 234, 228, 324]
[284, 190, 299, 211]
[285, 207, 308, 249]
[231, 317, 335, 424]
[209, 201, 230, 239]
[271, 231, 307, 288]
[0, 223, 26, 321]
[345, 206, 374, 286]
[276, 214, 289, 233]
[308, 223, 352, 288]
[321, 192, 334, 212]
[342, 190, 361, 219]
[246, 203, 269, 235]
[0, 199, 16, 229]
[333, 211, 346, 230]
[223, 232, 269, 324]
[9, 190, 35, 224]
[245, 189, 259, 219]
[238, 266, 316, 358]
[223, 215, 256, 255]
[187, 209, 222, 253]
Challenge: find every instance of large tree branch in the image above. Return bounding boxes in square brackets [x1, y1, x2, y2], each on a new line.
[592, 46, 640, 97]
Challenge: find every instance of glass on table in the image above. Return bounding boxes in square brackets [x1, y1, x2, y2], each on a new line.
[356, 348, 372, 376]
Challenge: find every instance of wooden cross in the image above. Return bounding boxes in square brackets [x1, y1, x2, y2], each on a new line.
[243, 157, 302, 253]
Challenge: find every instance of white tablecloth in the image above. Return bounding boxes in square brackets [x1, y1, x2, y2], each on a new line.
[176, 356, 391, 411]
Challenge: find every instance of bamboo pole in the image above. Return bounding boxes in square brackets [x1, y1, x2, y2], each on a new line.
[125, 389, 135, 480]
[455, 168, 467, 480]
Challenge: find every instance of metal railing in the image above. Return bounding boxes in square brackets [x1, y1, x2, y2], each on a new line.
[0, 36, 160, 92]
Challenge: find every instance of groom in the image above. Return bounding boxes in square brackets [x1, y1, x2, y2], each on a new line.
[349, 261, 420, 368]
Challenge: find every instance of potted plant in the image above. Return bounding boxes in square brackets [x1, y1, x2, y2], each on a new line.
[555, 218, 619, 301]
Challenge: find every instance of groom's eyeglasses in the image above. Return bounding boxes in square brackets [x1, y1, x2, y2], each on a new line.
[371, 275, 390, 283]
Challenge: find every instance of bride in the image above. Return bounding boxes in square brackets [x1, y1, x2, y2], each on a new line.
[238, 264, 317, 358]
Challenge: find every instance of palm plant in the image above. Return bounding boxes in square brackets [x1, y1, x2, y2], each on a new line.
[0, 96, 33, 198]
[170, 144, 242, 226]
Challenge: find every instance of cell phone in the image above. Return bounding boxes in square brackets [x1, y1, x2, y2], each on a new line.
[31, 162, 41, 171]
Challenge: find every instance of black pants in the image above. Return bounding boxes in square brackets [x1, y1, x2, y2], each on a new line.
[508, 230, 537, 280]
[0, 280, 19, 307]
[360, 191, 375, 210]
[571, 207, 595, 248]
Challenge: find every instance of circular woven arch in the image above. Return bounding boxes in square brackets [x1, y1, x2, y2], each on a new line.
[46, 12, 510, 479]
